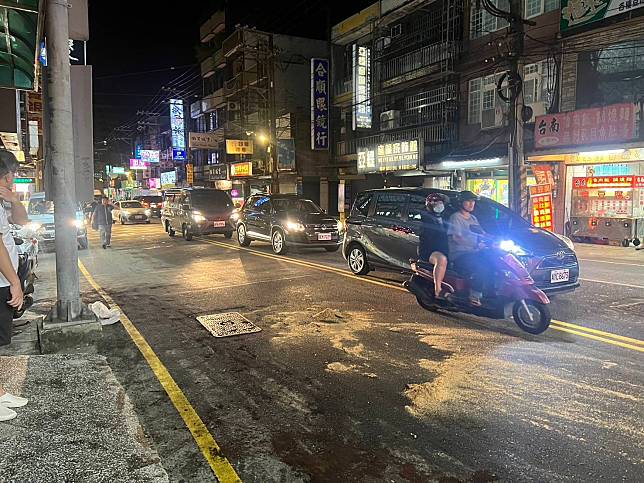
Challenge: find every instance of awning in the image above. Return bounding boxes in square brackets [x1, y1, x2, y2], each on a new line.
[426, 144, 508, 171]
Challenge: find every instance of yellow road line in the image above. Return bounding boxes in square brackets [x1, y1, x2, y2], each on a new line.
[200, 239, 644, 353]
[551, 320, 644, 346]
[78, 260, 242, 483]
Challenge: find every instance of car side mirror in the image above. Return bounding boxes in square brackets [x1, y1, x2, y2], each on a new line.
[470, 225, 484, 235]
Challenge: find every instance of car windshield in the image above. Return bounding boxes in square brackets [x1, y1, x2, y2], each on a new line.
[273, 199, 322, 213]
[473, 198, 530, 234]
[28, 200, 54, 215]
[191, 190, 233, 209]
[138, 196, 162, 203]
[120, 201, 143, 209]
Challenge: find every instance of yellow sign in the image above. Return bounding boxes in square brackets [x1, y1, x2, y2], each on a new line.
[528, 148, 644, 165]
[226, 139, 254, 155]
[230, 162, 252, 177]
[186, 164, 194, 185]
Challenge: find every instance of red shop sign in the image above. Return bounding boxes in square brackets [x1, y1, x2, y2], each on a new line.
[534, 103, 635, 149]
[531, 192, 553, 232]
[572, 176, 636, 189]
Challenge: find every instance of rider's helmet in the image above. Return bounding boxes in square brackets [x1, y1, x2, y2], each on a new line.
[458, 190, 479, 204]
[425, 192, 446, 205]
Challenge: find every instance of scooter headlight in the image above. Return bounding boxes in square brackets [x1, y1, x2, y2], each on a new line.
[499, 240, 528, 256]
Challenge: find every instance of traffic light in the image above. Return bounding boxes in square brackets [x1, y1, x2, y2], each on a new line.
[0, 1, 42, 90]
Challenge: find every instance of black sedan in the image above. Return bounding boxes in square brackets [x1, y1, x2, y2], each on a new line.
[236, 194, 343, 255]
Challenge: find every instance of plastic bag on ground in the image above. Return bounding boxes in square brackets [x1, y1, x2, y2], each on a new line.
[89, 301, 121, 326]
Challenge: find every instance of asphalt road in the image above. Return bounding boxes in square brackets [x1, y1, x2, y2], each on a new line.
[78, 221, 644, 482]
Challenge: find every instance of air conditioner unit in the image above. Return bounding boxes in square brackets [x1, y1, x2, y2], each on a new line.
[528, 101, 547, 122]
[380, 110, 400, 130]
[375, 37, 391, 51]
[227, 101, 240, 111]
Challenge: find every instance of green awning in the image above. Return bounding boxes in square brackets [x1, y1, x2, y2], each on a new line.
[0, 1, 41, 91]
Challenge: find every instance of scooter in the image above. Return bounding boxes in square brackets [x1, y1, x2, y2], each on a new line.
[11, 225, 39, 319]
[406, 226, 551, 334]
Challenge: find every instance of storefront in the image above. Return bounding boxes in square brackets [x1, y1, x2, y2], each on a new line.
[528, 103, 643, 244]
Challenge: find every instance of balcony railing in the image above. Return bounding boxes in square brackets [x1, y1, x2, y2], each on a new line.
[380, 41, 460, 85]
[334, 78, 353, 96]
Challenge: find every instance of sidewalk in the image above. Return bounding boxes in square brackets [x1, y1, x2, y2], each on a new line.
[0, 255, 169, 482]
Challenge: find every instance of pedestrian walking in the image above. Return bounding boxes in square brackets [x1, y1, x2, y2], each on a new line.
[91, 197, 114, 249]
[0, 383, 28, 422]
[0, 150, 29, 347]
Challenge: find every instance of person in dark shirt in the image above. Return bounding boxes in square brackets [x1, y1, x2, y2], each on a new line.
[418, 192, 449, 299]
[91, 197, 114, 249]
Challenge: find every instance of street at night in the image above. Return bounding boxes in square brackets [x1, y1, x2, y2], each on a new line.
[66, 223, 642, 482]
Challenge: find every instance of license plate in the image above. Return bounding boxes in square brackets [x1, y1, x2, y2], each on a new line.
[317, 233, 332, 241]
[214, 221, 226, 227]
[551, 269, 569, 283]
[135, 215, 143, 220]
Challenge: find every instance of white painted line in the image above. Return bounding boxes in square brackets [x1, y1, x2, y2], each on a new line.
[579, 258, 644, 268]
[579, 277, 644, 290]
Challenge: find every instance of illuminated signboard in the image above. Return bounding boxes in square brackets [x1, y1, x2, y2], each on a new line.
[573, 176, 641, 189]
[530, 191, 554, 232]
[172, 148, 186, 161]
[140, 150, 160, 163]
[14, 177, 35, 184]
[225, 139, 254, 155]
[230, 162, 253, 177]
[358, 140, 419, 173]
[311, 58, 329, 150]
[130, 159, 150, 170]
[148, 178, 160, 189]
[111, 167, 126, 175]
[170, 99, 186, 150]
[186, 164, 194, 185]
[160, 170, 176, 188]
[352, 45, 372, 130]
[189, 132, 219, 149]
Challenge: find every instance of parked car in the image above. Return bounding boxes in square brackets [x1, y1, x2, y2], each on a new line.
[236, 194, 343, 255]
[343, 188, 580, 295]
[134, 195, 163, 217]
[162, 188, 235, 241]
[112, 200, 151, 225]
[26, 192, 88, 251]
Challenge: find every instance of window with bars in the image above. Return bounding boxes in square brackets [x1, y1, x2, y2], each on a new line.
[468, 78, 482, 124]
[522, 60, 556, 108]
[525, 0, 560, 19]
[470, 0, 510, 39]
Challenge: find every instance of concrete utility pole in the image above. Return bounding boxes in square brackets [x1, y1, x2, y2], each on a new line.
[507, 0, 528, 218]
[41, 0, 100, 352]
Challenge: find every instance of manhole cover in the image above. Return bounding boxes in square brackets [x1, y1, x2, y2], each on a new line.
[196, 312, 262, 338]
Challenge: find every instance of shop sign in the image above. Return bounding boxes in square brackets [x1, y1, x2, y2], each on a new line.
[111, 167, 125, 175]
[561, 0, 644, 32]
[230, 162, 253, 177]
[352, 45, 371, 129]
[140, 150, 160, 163]
[172, 148, 186, 161]
[311, 58, 330, 150]
[189, 132, 218, 149]
[208, 164, 228, 181]
[572, 176, 641, 189]
[14, 177, 35, 184]
[226, 139, 253, 155]
[277, 139, 296, 170]
[530, 190, 554, 232]
[130, 159, 149, 170]
[186, 164, 194, 185]
[534, 103, 635, 149]
[148, 178, 160, 189]
[160, 170, 176, 188]
[532, 165, 555, 188]
[170, 99, 186, 150]
[357, 140, 420, 173]
[529, 184, 552, 197]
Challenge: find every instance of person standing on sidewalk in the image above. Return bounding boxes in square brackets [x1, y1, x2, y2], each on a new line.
[0, 150, 28, 348]
[91, 197, 113, 249]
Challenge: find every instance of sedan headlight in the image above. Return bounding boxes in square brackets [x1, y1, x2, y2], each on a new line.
[193, 213, 206, 222]
[286, 221, 305, 232]
[230, 211, 240, 222]
[145, 209, 151, 216]
[499, 240, 528, 256]
[121, 210, 130, 217]
[336, 220, 345, 233]
[73, 219, 84, 229]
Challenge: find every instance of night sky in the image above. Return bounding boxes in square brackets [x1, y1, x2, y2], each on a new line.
[88, 1, 375, 151]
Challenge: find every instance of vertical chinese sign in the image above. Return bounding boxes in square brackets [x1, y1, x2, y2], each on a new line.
[170, 99, 186, 151]
[529, 184, 554, 232]
[311, 58, 329, 150]
[352, 45, 372, 130]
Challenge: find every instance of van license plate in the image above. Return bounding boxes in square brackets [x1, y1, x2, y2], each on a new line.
[318, 233, 332, 241]
[551, 269, 569, 283]
[214, 221, 226, 227]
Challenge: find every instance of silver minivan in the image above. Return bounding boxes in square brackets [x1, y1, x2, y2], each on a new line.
[162, 188, 235, 241]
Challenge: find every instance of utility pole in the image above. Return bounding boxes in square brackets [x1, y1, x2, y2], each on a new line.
[507, 0, 528, 218]
[268, 34, 279, 194]
[40, 0, 100, 352]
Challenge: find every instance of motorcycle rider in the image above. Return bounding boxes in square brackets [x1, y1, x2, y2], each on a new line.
[447, 191, 487, 306]
[418, 193, 450, 299]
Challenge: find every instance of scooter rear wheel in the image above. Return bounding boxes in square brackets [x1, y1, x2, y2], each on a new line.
[416, 295, 437, 311]
[512, 300, 551, 334]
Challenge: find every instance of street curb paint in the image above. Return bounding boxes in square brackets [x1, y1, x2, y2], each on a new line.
[78, 261, 242, 483]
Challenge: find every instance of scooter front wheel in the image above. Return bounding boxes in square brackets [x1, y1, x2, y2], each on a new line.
[416, 295, 437, 311]
[512, 300, 551, 334]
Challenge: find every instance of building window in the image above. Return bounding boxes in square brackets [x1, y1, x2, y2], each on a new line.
[522, 59, 556, 109]
[525, 0, 560, 19]
[470, 0, 510, 39]
[468, 78, 482, 124]
[468, 74, 509, 126]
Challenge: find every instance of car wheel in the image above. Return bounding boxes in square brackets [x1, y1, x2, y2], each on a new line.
[348, 243, 369, 275]
[146, 220, 151, 224]
[325, 246, 340, 252]
[272, 229, 287, 255]
[621, 238, 630, 247]
[120, 217, 125, 225]
[78, 236, 89, 250]
[183, 224, 193, 241]
[237, 224, 251, 247]
[224, 231, 233, 239]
